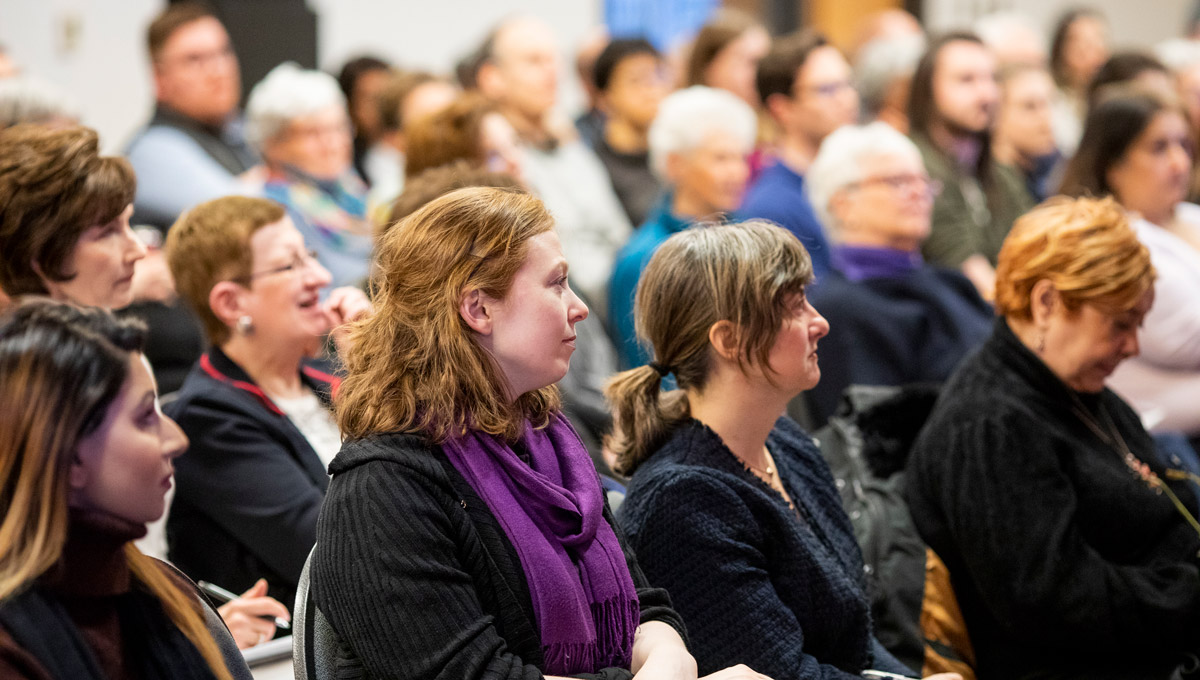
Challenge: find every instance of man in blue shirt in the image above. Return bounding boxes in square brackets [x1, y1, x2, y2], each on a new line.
[739, 31, 859, 278]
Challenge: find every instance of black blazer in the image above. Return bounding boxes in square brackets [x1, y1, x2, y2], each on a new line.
[166, 346, 335, 610]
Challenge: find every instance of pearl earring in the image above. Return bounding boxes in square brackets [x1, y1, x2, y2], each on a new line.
[236, 315, 255, 335]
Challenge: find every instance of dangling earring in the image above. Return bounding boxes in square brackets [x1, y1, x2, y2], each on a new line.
[237, 315, 255, 335]
[1036, 330, 1046, 354]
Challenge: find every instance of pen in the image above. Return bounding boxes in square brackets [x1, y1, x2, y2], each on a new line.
[197, 580, 291, 630]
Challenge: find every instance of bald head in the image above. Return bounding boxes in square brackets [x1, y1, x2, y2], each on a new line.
[478, 16, 560, 126]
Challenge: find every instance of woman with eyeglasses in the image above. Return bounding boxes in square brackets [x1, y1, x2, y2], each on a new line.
[162, 195, 369, 625]
[802, 123, 993, 426]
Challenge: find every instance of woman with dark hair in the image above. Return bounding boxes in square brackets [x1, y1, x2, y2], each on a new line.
[0, 301, 250, 680]
[907, 197, 1200, 679]
[313, 187, 762, 679]
[685, 9, 770, 109]
[1048, 8, 1110, 153]
[609, 221, 958, 680]
[1060, 88, 1200, 442]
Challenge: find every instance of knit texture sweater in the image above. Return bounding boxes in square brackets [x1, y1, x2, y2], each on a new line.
[906, 318, 1200, 679]
[618, 417, 911, 679]
[312, 431, 687, 680]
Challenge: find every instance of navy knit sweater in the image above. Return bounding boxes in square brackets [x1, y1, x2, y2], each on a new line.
[618, 417, 913, 679]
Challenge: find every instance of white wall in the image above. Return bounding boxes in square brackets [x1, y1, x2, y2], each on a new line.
[0, 0, 1191, 155]
[0, 0, 601, 154]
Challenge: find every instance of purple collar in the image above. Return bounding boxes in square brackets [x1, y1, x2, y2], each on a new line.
[832, 245, 924, 282]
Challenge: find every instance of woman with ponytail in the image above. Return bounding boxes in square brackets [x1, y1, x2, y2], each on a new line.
[0, 301, 250, 679]
[610, 221, 959, 680]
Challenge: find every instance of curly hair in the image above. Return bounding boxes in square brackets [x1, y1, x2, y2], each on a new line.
[337, 186, 560, 443]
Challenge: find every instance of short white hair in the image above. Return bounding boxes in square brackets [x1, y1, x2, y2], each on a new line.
[648, 85, 757, 179]
[853, 34, 926, 118]
[245, 62, 347, 149]
[805, 121, 923, 237]
[1155, 38, 1200, 74]
[974, 12, 1046, 57]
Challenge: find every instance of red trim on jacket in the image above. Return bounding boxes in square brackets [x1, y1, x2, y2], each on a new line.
[199, 353, 286, 417]
[301, 365, 342, 400]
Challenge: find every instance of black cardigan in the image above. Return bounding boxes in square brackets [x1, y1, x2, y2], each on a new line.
[906, 318, 1200, 679]
[618, 417, 912, 679]
[311, 431, 687, 680]
[166, 347, 336, 611]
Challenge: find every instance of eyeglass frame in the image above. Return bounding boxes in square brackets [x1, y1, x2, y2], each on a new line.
[230, 248, 321, 286]
[845, 173, 943, 198]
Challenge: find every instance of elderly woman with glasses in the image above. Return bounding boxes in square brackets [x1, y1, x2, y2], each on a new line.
[161, 196, 369, 623]
[245, 63, 371, 289]
[803, 122, 993, 425]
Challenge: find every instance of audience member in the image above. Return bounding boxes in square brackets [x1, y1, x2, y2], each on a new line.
[1156, 38, 1200, 201]
[0, 76, 78, 129]
[574, 27, 611, 148]
[0, 125, 144, 309]
[685, 9, 769, 109]
[364, 71, 458, 219]
[609, 221, 957, 680]
[311, 187, 742, 679]
[475, 15, 633, 311]
[740, 31, 858, 276]
[0, 301, 252, 680]
[853, 33, 926, 134]
[849, 9, 924, 62]
[335, 55, 392, 185]
[125, 3, 255, 231]
[592, 38, 670, 226]
[804, 123, 992, 425]
[244, 62, 371, 289]
[908, 32, 1033, 299]
[164, 196, 369, 615]
[993, 64, 1061, 202]
[403, 92, 524, 182]
[609, 86, 756, 368]
[1061, 89, 1200, 440]
[973, 11, 1046, 67]
[1049, 8, 1110, 155]
[385, 160, 620, 473]
[906, 196, 1200, 679]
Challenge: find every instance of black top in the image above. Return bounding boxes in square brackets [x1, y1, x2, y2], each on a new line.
[618, 417, 912, 679]
[806, 266, 992, 425]
[312, 430, 687, 680]
[592, 136, 663, 227]
[906, 318, 1200, 679]
[166, 347, 335, 611]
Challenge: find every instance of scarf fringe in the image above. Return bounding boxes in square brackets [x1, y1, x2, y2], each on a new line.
[542, 596, 641, 674]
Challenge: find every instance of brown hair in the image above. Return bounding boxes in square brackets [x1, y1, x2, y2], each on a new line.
[0, 301, 232, 680]
[165, 196, 286, 346]
[908, 32, 993, 179]
[375, 70, 439, 134]
[338, 187, 559, 443]
[686, 9, 764, 88]
[386, 159, 523, 229]
[994, 196, 1155, 321]
[1049, 8, 1106, 89]
[755, 30, 828, 102]
[147, 2, 218, 62]
[404, 92, 499, 179]
[604, 221, 814, 475]
[0, 125, 135, 298]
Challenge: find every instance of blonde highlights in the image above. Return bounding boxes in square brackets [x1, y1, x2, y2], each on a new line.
[605, 221, 814, 475]
[337, 187, 560, 443]
[994, 196, 1155, 321]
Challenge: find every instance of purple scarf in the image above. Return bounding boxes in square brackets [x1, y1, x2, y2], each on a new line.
[441, 413, 639, 674]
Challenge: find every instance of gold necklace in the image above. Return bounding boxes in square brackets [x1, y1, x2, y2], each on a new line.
[1068, 393, 1200, 545]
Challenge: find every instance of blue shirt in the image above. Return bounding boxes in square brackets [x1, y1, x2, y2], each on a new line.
[738, 161, 833, 278]
[608, 196, 693, 369]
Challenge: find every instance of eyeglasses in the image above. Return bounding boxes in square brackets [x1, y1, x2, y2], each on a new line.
[849, 173, 943, 198]
[797, 79, 854, 99]
[234, 249, 320, 285]
[156, 44, 236, 71]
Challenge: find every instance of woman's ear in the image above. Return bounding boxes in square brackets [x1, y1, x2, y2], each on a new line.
[459, 288, 493, 335]
[1029, 278, 1059, 327]
[208, 280, 245, 331]
[707, 319, 740, 362]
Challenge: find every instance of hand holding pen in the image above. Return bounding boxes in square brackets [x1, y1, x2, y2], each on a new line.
[199, 578, 291, 649]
